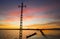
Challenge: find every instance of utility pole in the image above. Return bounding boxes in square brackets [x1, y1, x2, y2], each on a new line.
[17, 0, 46, 39]
[18, 2, 26, 39]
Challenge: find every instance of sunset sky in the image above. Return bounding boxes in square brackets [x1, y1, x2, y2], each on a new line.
[0, 0, 60, 28]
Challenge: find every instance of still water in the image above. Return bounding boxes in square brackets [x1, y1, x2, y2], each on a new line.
[0, 30, 60, 39]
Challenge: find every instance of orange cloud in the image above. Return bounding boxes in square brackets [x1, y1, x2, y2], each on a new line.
[1, 17, 19, 22]
[23, 14, 51, 21]
[8, 9, 20, 16]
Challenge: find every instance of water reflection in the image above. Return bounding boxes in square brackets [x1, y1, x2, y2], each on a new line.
[0, 30, 60, 39]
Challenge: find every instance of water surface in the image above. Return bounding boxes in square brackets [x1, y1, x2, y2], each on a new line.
[0, 30, 60, 39]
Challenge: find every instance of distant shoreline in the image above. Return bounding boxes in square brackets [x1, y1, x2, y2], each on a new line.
[0, 28, 60, 30]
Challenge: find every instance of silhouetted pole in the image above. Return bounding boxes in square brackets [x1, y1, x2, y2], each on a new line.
[18, 2, 26, 39]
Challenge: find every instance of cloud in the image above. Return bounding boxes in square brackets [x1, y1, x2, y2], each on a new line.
[45, 8, 60, 20]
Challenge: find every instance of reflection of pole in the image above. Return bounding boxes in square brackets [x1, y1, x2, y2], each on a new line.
[18, 2, 26, 39]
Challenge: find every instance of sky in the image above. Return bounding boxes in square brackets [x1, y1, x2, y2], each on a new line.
[0, 0, 60, 26]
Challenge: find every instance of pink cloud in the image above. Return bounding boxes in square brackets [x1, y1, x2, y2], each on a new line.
[2, 5, 56, 22]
